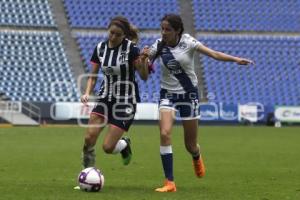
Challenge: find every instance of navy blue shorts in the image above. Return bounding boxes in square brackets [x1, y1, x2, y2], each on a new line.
[91, 99, 136, 132]
[159, 88, 200, 120]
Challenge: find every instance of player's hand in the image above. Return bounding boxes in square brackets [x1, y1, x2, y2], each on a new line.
[236, 58, 254, 65]
[81, 94, 89, 104]
[141, 46, 150, 58]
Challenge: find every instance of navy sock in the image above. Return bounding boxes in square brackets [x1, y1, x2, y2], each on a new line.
[160, 153, 174, 181]
[192, 154, 200, 161]
[192, 144, 200, 160]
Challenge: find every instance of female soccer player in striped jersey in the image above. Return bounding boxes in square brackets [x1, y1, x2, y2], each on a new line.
[80, 16, 149, 169]
[142, 14, 253, 192]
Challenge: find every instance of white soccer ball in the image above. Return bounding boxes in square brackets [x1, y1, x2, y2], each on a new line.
[78, 167, 105, 192]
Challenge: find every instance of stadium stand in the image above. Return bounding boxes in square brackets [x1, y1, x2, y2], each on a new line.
[192, 0, 300, 32]
[75, 33, 161, 102]
[0, 91, 10, 101]
[0, 0, 56, 27]
[1, 0, 299, 122]
[63, 0, 179, 29]
[0, 31, 80, 102]
[198, 35, 300, 107]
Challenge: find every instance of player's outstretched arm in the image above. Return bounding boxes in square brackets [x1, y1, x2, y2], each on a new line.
[196, 43, 254, 65]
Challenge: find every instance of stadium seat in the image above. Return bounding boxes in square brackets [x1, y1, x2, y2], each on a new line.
[63, 0, 179, 29]
[192, 0, 300, 32]
[198, 34, 300, 107]
[0, 31, 80, 102]
[0, 0, 56, 27]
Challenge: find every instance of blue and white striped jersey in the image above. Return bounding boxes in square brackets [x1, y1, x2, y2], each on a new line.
[149, 34, 202, 94]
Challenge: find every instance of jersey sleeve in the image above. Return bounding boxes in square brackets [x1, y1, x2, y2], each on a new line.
[184, 34, 203, 50]
[129, 43, 140, 64]
[148, 39, 160, 60]
[90, 46, 101, 65]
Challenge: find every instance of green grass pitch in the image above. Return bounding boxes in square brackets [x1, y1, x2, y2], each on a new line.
[0, 125, 300, 200]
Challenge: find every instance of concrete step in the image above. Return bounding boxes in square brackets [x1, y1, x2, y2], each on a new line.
[1, 112, 39, 126]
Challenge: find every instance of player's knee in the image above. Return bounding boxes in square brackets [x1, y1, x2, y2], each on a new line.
[160, 128, 171, 140]
[102, 143, 114, 154]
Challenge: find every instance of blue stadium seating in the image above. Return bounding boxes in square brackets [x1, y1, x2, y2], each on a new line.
[197, 35, 300, 107]
[193, 0, 300, 32]
[0, 31, 80, 102]
[0, 0, 56, 27]
[63, 0, 179, 29]
[1, 0, 299, 108]
[75, 33, 161, 102]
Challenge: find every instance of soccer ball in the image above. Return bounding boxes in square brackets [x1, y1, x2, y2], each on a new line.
[78, 167, 105, 192]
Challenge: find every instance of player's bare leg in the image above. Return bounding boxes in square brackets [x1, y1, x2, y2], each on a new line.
[182, 119, 205, 178]
[155, 109, 177, 192]
[82, 114, 106, 168]
[103, 125, 132, 165]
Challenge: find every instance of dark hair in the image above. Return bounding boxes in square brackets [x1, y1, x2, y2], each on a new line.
[152, 14, 184, 63]
[108, 16, 139, 43]
[161, 14, 184, 37]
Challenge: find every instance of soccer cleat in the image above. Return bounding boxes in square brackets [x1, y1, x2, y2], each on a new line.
[192, 155, 206, 178]
[120, 137, 132, 165]
[82, 149, 96, 168]
[155, 179, 177, 192]
[73, 186, 80, 190]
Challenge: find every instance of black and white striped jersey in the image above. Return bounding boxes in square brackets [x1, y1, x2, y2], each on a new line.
[90, 38, 140, 104]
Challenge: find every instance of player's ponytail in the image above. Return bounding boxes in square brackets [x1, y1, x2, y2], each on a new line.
[127, 24, 139, 44]
[108, 16, 139, 44]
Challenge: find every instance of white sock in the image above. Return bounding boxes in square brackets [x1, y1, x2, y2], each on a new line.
[160, 145, 172, 155]
[112, 139, 127, 154]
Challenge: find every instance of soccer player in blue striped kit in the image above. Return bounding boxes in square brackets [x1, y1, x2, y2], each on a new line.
[80, 16, 149, 170]
[143, 14, 254, 192]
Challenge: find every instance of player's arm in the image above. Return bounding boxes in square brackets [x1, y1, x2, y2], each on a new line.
[131, 45, 149, 81]
[81, 63, 100, 104]
[134, 55, 149, 81]
[195, 43, 254, 65]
